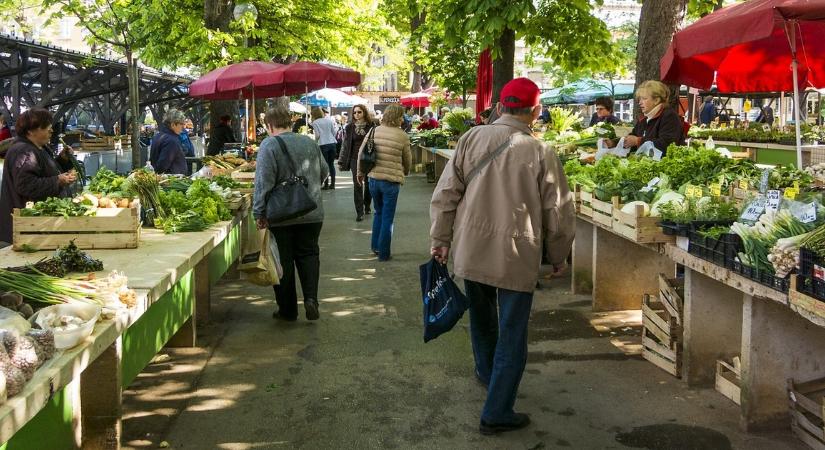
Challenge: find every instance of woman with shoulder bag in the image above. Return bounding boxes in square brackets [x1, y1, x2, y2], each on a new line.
[253, 104, 329, 322]
[356, 104, 411, 262]
[338, 104, 375, 222]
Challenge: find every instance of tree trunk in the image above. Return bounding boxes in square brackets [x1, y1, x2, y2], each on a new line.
[204, 0, 238, 141]
[491, 28, 516, 106]
[411, 11, 426, 92]
[125, 50, 141, 170]
[635, 0, 687, 113]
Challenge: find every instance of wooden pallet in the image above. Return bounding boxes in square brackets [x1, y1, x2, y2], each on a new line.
[641, 294, 681, 377]
[788, 376, 825, 450]
[578, 188, 594, 218]
[716, 359, 741, 405]
[12, 207, 141, 251]
[658, 274, 685, 325]
[613, 203, 676, 244]
[591, 196, 616, 228]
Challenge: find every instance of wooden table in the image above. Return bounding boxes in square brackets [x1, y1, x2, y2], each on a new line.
[0, 206, 250, 449]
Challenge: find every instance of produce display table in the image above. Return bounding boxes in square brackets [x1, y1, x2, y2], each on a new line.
[0, 206, 250, 449]
[692, 139, 825, 167]
[413, 146, 453, 181]
[667, 246, 825, 430]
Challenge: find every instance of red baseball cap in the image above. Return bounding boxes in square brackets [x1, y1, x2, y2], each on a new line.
[500, 78, 541, 108]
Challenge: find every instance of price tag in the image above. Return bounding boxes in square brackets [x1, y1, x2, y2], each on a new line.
[766, 190, 781, 211]
[710, 183, 722, 197]
[759, 169, 771, 193]
[741, 199, 765, 221]
[797, 202, 817, 224]
[685, 185, 700, 198]
[784, 188, 798, 200]
[739, 179, 749, 190]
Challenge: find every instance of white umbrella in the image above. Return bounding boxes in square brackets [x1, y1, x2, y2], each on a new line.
[289, 102, 307, 114]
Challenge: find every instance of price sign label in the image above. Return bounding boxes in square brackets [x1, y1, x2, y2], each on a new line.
[784, 188, 798, 200]
[710, 183, 722, 197]
[797, 202, 817, 224]
[766, 190, 781, 211]
[759, 169, 771, 193]
[741, 199, 765, 221]
[685, 185, 701, 198]
[739, 179, 749, 190]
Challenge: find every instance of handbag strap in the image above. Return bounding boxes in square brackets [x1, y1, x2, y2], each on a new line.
[273, 135, 300, 178]
[365, 126, 377, 153]
[464, 130, 529, 186]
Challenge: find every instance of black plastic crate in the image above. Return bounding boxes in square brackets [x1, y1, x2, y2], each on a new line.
[723, 234, 742, 270]
[688, 230, 727, 267]
[799, 247, 825, 280]
[731, 262, 790, 293]
[797, 274, 825, 301]
[659, 221, 691, 237]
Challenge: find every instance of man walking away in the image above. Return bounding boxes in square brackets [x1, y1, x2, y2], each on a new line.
[429, 78, 576, 435]
[699, 96, 717, 126]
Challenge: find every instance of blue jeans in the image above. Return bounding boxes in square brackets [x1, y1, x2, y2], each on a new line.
[464, 280, 533, 423]
[368, 178, 400, 260]
[320, 143, 336, 187]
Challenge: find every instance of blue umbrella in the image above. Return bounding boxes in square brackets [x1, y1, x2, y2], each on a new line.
[298, 88, 358, 108]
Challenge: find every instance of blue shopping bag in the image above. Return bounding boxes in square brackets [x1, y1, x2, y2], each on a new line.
[419, 258, 470, 343]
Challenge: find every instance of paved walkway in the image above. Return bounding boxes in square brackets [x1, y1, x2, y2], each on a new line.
[121, 175, 805, 450]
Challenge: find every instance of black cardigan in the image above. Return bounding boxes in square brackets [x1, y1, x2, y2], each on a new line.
[630, 106, 685, 155]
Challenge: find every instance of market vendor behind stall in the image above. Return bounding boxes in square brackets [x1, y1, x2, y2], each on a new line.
[0, 108, 77, 245]
[605, 80, 684, 156]
[149, 109, 188, 175]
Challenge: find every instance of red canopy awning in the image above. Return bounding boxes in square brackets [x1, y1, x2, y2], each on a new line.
[189, 61, 285, 100]
[660, 0, 825, 92]
[400, 92, 430, 107]
[476, 48, 493, 123]
[251, 61, 362, 96]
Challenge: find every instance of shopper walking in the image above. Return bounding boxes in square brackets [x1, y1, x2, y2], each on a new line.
[253, 104, 329, 321]
[207, 115, 236, 156]
[310, 107, 338, 190]
[338, 104, 375, 222]
[150, 109, 189, 175]
[429, 78, 576, 435]
[356, 104, 411, 261]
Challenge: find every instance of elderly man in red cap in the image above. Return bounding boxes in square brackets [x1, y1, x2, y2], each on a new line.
[429, 78, 576, 435]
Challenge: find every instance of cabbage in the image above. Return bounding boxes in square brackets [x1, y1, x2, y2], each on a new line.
[621, 201, 650, 217]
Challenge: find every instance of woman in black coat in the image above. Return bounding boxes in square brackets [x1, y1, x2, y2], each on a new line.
[0, 108, 76, 244]
[337, 104, 376, 222]
[149, 109, 188, 175]
[605, 80, 684, 156]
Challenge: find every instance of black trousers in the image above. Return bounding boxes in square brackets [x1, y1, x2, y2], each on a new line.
[350, 160, 372, 215]
[320, 143, 336, 187]
[269, 222, 323, 319]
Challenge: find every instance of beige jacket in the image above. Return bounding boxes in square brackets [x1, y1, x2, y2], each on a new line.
[357, 125, 411, 184]
[429, 116, 576, 293]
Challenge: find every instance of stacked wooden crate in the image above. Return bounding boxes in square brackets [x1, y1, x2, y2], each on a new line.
[641, 274, 684, 377]
[11, 207, 141, 251]
[788, 376, 825, 450]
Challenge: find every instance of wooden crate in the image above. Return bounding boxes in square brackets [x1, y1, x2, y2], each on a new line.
[641, 294, 682, 377]
[658, 274, 685, 324]
[613, 204, 676, 244]
[788, 376, 825, 450]
[716, 358, 741, 405]
[230, 171, 255, 182]
[12, 207, 140, 251]
[591, 196, 616, 228]
[578, 189, 594, 218]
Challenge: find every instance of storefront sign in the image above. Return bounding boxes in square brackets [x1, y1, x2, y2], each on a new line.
[380, 96, 401, 104]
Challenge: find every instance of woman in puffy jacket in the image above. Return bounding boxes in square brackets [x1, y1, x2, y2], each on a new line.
[338, 104, 375, 222]
[356, 104, 411, 261]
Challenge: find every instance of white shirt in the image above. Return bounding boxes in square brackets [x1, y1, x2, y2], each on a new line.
[311, 117, 338, 146]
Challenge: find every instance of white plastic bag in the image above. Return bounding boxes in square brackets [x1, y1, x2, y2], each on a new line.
[595, 137, 629, 161]
[635, 141, 663, 160]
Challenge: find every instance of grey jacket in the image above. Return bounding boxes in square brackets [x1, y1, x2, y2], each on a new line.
[253, 132, 329, 226]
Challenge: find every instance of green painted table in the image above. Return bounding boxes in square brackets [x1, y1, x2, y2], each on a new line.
[0, 205, 251, 449]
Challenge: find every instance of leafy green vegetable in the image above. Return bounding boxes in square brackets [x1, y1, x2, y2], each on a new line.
[20, 197, 93, 218]
[88, 167, 126, 195]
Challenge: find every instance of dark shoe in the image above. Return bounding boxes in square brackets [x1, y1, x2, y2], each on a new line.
[304, 298, 320, 321]
[356, 214, 364, 222]
[272, 310, 297, 322]
[479, 413, 531, 435]
[330, 185, 336, 190]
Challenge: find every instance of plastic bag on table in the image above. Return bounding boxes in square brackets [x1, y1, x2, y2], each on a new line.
[242, 230, 283, 286]
[419, 258, 470, 343]
[634, 141, 663, 160]
[595, 137, 629, 161]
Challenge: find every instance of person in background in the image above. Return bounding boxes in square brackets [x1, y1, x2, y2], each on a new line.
[588, 97, 620, 126]
[338, 104, 375, 222]
[699, 96, 717, 126]
[756, 103, 775, 126]
[605, 80, 684, 156]
[402, 108, 413, 132]
[0, 115, 12, 141]
[253, 104, 329, 322]
[149, 109, 188, 175]
[207, 115, 236, 156]
[540, 105, 550, 124]
[440, 106, 451, 120]
[417, 112, 439, 131]
[0, 108, 77, 245]
[479, 108, 493, 125]
[291, 113, 307, 134]
[429, 78, 575, 435]
[356, 104, 411, 261]
[310, 106, 339, 190]
[179, 126, 195, 158]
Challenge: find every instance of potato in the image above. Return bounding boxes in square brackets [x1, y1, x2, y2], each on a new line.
[118, 198, 130, 208]
[98, 197, 111, 208]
